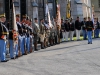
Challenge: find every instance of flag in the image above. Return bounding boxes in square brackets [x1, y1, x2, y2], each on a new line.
[56, 4, 61, 26]
[66, 1, 71, 18]
[45, 4, 53, 28]
[12, 2, 18, 43]
[13, 3, 18, 31]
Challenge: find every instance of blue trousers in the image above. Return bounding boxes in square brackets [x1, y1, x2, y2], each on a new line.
[22, 36, 28, 54]
[18, 36, 23, 55]
[15, 43, 18, 56]
[83, 30, 87, 39]
[21, 36, 25, 54]
[30, 36, 33, 51]
[26, 37, 30, 53]
[99, 29, 100, 36]
[9, 40, 17, 58]
[0, 40, 7, 61]
[97, 29, 99, 37]
[87, 31, 92, 43]
[94, 29, 99, 38]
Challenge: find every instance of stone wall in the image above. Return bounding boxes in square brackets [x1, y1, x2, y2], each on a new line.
[0, 0, 93, 22]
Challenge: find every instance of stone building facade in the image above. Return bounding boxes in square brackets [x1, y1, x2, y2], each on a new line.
[70, 0, 92, 21]
[91, 0, 100, 21]
[0, 0, 56, 22]
[58, 0, 92, 21]
[0, 0, 92, 22]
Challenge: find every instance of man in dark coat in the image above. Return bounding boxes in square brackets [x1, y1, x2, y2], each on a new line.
[69, 18, 75, 41]
[94, 17, 100, 38]
[0, 14, 9, 62]
[64, 19, 70, 41]
[61, 19, 65, 42]
[75, 17, 81, 41]
[81, 17, 87, 40]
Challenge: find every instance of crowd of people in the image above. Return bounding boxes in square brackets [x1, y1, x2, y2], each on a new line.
[0, 14, 62, 62]
[61, 17, 100, 44]
[0, 13, 100, 62]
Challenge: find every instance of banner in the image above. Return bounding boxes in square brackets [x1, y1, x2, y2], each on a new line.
[13, 3, 18, 31]
[45, 4, 53, 28]
[66, 1, 71, 18]
[12, 2, 18, 48]
[56, 4, 61, 26]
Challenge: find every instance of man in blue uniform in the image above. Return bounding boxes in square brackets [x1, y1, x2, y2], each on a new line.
[86, 17, 94, 44]
[16, 14, 23, 57]
[21, 15, 28, 55]
[29, 19, 33, 53]
[9, 15, 19, 59]
[0, 14, 9, 62]
[25, 16, 31, 53]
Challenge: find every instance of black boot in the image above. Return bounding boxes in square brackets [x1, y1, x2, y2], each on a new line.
[41, 42, 44, 49]
[34, 42, 39, 51]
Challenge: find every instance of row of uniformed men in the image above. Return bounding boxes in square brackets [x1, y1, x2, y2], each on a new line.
[0, 14, 61, 62]
[0, 14, 34, 62]
[61, 17, 97, 44]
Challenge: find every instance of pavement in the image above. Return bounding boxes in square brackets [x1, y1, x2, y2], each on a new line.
[0, 38, 100, 75]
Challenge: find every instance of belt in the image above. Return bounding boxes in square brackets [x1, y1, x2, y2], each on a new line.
[88, 27, 92, 28]
[2, 32, 9, 35]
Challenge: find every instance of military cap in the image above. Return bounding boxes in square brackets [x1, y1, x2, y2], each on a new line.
[16, 14, 20, 17]
[22, 14, 27, 18]
[61, 19, 63, 20]
[26, 16, 29, 20]
[77, 16, 79, 18]
[34, 18, 37, 20]
[0, 13, 5, 18]
[88, 17, 90, 18]
[84, 17, 86, 19]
